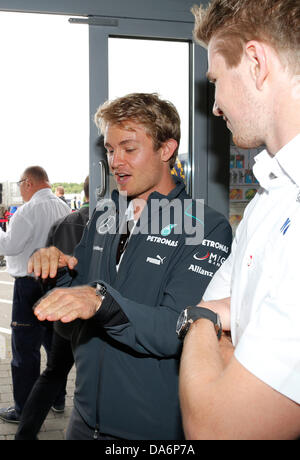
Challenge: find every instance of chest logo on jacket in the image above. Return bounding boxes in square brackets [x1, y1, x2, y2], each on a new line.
[146, 255, 166, 266]
[193, 251, 210, 261]
[96, 199, 117, 235]
[161, 224, 177, 236]
[193, 251, 226, 267]
[146, 235, 178, 247]
[280, 217, 291, 235]
[96, 215, 116, 234]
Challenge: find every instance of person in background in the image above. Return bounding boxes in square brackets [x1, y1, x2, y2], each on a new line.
[0, 166, 70, 423]
[0, 208, 8, 266]
[27, 93, 232, 440]
[48, 177, 89, 255]
[71, 196, 77, 211]
[55, 185, 69, 206]
[15, 176, 89, 440]
[178, 0, 300, 440]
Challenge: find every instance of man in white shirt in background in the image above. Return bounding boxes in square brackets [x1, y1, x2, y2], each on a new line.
[178, 0, 300, 440]
[0, 166, 70, 423]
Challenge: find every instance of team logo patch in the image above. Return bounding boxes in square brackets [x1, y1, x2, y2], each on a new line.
[184, 203, 204, 226]
[188, 264, 213, 277]
[193, 251, 226, 267]
[96, 199, 117, 234]
[193, 252, 210, 261]
[146, 235, 178, 247]
[280, 218, 290, 235]
[96, 215, 116, 234]
[161, 224, 177, 236]
[146, 255, 166, 266]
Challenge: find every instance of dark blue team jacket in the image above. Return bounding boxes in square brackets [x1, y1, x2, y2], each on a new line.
[56, 179, 232, 440]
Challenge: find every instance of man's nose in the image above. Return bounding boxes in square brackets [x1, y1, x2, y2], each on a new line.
[213, 101, 223, 117]
[110, 149, 125, 170]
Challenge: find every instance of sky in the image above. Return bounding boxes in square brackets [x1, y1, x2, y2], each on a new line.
[0, 12, 89, 184]
[0, 12, 189, 186]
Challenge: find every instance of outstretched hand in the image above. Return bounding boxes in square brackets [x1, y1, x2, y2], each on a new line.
[28, 246, 78, 279]
[34, 285, 101, 323]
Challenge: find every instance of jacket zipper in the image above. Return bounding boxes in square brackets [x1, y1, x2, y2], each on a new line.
[93, 425, 100, 440]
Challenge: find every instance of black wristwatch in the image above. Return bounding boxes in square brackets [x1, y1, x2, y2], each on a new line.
[176, 306, 222, 341]
[95, 283, 107, 300]
[95, 283, 107, 311]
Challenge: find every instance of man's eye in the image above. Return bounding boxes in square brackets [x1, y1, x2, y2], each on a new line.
[125, 148, 136, 153]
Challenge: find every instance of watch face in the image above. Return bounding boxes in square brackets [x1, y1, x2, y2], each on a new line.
[96, 283, 107, 298]
[176, 309, 187, 337]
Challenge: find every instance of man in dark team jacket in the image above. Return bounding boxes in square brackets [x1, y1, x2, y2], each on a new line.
[47, 176, 89, 255]
[29, 93, 232, 440]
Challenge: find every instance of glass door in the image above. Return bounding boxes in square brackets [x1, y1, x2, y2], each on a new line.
[88, 18, 208, 210]
[108, 37, 190, 194]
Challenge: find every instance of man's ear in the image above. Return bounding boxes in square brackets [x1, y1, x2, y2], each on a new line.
[245, 40, 269, 91]
[25, 178, 32, 189]
[160, 139, 178, 163]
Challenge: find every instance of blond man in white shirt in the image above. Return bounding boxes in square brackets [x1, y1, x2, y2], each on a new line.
[0, 166, 70, 423]
[178, 0, 300, 440]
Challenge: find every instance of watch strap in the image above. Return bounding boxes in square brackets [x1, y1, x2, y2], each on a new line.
[177, 306, 222, 340]
[188, 306, 218, 324]
[89, 282, 129, 326]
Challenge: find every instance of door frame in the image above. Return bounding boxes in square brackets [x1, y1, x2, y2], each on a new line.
[88, 17, 209, 211]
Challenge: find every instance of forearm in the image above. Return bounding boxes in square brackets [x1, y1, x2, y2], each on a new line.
[179, 320, 300, 440]
[179, 319, 227, 439]
[219, 332, 234, 365]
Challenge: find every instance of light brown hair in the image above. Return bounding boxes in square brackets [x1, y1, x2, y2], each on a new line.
[83, 175, 89, 200]
[192, 0, 300, 73]
[55, 185, 65, 195]
[94, 93, 181, 169]
[23, 166, 49, 183]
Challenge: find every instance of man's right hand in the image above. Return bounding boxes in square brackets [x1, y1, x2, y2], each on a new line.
[28, 246, 78, 279]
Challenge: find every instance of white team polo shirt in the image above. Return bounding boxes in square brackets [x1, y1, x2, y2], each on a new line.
[204, 133, 300, 404]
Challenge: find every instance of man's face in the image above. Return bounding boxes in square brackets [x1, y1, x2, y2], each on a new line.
[207, 37, 265, 149]
[104, 121, 166, 201]
[18, 176, 31, 202]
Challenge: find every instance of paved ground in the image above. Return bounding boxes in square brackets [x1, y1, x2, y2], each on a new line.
[0, 267, 76, 440]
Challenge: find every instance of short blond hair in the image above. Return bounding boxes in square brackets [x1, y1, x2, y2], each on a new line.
[192, 0, 300, 73]
[94, 93, 181, 169]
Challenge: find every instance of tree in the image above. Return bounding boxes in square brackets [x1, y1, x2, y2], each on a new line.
[52, 182, 83, 194]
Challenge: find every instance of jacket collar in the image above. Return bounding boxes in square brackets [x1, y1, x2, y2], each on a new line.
[111, 176, 186, 210]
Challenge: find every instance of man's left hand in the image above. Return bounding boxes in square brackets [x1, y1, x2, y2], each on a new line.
[34, 286, 100, 323]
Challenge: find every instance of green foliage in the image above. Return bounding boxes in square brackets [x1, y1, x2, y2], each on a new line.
[52, 182, 84, 194]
